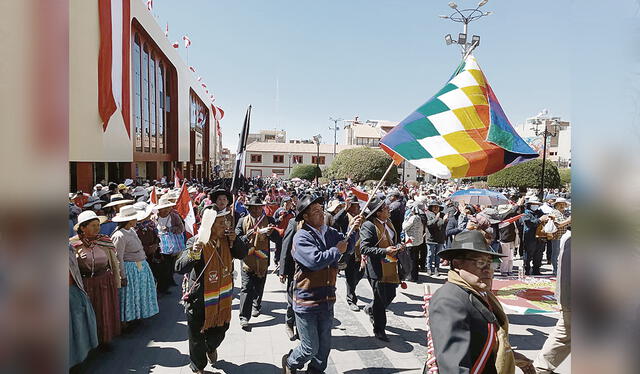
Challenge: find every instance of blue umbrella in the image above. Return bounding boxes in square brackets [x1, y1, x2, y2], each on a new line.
[450, 189, 509, 206]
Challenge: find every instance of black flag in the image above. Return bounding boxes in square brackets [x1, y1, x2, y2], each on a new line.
[230, 105, 252, 193]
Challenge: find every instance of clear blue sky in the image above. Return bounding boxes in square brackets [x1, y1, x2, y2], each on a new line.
[150, 0, 619, 150]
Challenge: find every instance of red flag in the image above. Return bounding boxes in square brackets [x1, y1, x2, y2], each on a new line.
[350, 187, 369, 203]
[150, 187, 157, 204]
[183, 35, 191, 48]
[98, 0, 131, 137]
[172, 41, 179, 48]
[175, 183, 196, 235]
[189, 66, 196, 73]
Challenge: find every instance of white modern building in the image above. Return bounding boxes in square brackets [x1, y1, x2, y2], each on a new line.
[244, 142, 361, 178]
[515, 110, 571, 168]
[246, 129, 287, 144]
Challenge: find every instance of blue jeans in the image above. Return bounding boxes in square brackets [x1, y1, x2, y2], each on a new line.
[287, 311, 333, 371]
[427, 243, 443, 271]
[550, 239, 561, 275]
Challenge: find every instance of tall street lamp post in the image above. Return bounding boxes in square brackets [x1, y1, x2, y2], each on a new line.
[329, 117, 342, 159]
[440, 0, 492, 56]
[530, 117, 560, 200]
[312, 134, 322, 185]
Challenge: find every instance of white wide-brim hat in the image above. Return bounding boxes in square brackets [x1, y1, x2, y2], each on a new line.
[132, 201, 154, 221]
[155, 197, 176, 210]
[74, 211, 107, 231]
[112, 205, 147, 222]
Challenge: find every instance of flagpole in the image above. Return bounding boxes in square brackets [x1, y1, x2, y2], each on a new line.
[344, 160, 396, 239]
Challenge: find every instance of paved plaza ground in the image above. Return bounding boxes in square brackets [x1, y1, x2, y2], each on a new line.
[80, 256, 570, 374]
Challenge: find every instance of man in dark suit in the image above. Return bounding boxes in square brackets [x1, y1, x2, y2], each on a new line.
[428, 230, 535, 374]
[360, 196, 403, 342]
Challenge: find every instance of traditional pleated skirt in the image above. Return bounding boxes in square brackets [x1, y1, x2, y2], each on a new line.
[119, 260, 159, 322]
[82, 269, 121, 344]
[69, 284, 98, 368]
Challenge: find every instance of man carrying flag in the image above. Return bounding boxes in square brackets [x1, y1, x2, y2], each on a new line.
[235, 195, 280, 330]
[360, 196, 403, 342]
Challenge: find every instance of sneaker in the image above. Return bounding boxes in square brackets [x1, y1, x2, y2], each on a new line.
[426, 269, 433, 276]
[252, 308, 261, 317]
[348, 303, 360, 312]
[281, 351, 297, 374]
[285, 325, 296, 340]
[206, 349, 217, 365]
[239, 318, 250, 331]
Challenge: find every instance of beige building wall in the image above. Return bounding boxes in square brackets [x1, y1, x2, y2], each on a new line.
[69, 0, 219, 163]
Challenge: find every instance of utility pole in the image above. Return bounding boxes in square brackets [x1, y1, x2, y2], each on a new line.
[329, 117, 342, 159]
[440, 0, 492, 57]
[530, 116, 560, 200]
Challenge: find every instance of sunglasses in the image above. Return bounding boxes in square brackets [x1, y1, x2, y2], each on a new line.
[462, 257, 500, 270]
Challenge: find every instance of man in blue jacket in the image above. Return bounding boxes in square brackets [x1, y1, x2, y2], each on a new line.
[282, 194, 363, 374]
[520, 196, 549, 275]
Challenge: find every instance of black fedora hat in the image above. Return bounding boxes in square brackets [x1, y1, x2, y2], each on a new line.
[364, 196, 386, 220]
[295, 194, 324, 221]
[246, 195, 266, 206]
[210, 189, 233, 204]
[438, 230, 506, 261]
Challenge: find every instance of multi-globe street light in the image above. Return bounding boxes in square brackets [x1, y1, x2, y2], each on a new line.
[439, 0, 492, 56]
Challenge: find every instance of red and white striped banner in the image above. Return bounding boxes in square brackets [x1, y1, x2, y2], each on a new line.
[146, 0, 152, 11]
[183, 35, 191, 48]
[98, 0, 131, 137]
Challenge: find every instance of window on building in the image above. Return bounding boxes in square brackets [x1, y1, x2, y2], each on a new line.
[157, 63, 164, 152]
[132, 26, 174, 156]
[273, 155, 284, 163]
[311, 156, 326, 165]
[142, 45, 150, 151]
[149, 55, 157, 152]
[292, 155, 303, 164]
[250, 154, 262, 163]
[133, 35, 142, 151]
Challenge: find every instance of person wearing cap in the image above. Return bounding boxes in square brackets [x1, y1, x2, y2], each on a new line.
[154, 195, 186, 292]
[360, 196, 403, 342]
[69, 211, 122, 347]
[176, 210, 249, 374]
[425, 200, 448, 276]
[520, 197, 550, 275]
[282, 194, 362, 374]
[429, 230, 535, 374]
[111, 206, 159, 328]
[235, 195, 281, 329]
[546, 198, 571, 275]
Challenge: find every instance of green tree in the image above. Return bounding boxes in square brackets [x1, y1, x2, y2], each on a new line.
[558, 168, 571, 186]
[289, 164, 321, 181]
[487, 159, 561, 189]
[324, 147, 399, 184]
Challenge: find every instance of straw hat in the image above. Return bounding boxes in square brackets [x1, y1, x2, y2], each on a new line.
[74, 211, 107, 231]
[112, 205, 147, 223]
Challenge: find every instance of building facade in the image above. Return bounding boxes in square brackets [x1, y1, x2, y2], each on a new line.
[69, 0, 222, 192]
[515, 112, 571, 168]
[220, 148, 236, 178]
[246, 129, 287, 144]
[244, 143, 362, 179]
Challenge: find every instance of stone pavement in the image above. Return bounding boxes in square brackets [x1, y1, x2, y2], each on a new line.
[80, 256, 570, 374]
